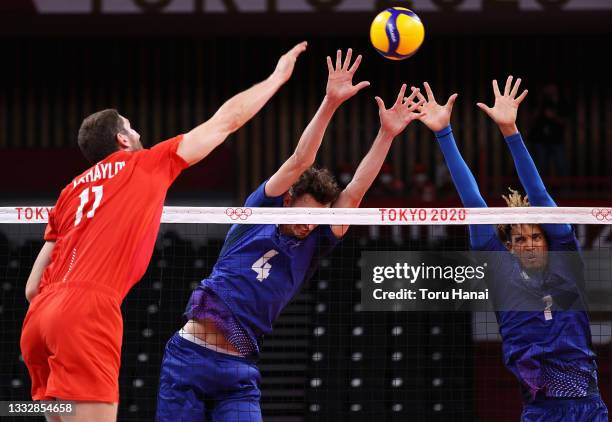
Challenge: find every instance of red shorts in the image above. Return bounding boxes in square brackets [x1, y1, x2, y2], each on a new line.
[20, 282, 123, 403]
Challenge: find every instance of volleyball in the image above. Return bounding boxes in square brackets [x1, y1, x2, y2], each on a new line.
[370, 7, 425, 60]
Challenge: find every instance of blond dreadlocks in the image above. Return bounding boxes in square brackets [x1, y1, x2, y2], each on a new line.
[501, 188, 530, 208]
[497, 188, 531, 242]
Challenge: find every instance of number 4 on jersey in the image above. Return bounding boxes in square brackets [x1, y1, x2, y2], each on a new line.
[75, 186, 104, 226]
[252, 249, 279, 281]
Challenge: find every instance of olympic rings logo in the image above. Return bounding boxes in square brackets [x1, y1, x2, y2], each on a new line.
[591, 208, 612, 221]
[225, 207, 253, 221]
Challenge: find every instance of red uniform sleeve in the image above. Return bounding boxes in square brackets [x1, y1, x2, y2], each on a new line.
[138, 135, 189, 184]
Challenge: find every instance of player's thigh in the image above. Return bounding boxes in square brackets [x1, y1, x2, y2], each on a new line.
[45, 292, 122, 402]
[156, 334, 208, 421]
[522, 398, 609, 422]
[45, 413, 62, 422]
[211, 362, 262, 422]
[583, 397, 609, 422]
[21, 303, 53, 400]
[212, 399, 262, 422]
[60, 402, 117, 422]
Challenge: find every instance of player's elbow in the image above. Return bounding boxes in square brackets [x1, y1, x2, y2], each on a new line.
[226, 112, 244, 134]
[341, 187, 363, 208]
[25, 286, 38, 303]
[291, 151, 315, 172]
[216, 104, 247, 135]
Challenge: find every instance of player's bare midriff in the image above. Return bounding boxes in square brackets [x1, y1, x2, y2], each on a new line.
[183, 318, 241, 355]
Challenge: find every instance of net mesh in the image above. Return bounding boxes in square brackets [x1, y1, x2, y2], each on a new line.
[1, 207, 611, 421]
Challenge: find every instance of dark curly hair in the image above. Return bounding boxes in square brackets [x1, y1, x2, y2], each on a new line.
[289, 166, 341, 205]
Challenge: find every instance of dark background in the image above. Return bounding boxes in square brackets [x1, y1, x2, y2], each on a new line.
[1, 1, 611, 421]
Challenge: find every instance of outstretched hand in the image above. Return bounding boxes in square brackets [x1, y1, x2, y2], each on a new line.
[325, 48, 370, 105]
[375, 84, 425, 138]
[477, 75, 528, 137]
[414, 82, 458, 133]
[272, 41, 308, 84]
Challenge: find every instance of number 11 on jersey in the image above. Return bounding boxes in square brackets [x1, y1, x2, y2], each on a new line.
[75, 186, 104, 226]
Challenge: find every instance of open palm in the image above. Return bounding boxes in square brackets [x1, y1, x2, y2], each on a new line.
[325, 48, 370, 104]
[415, 82, 458, 133]
[477, 75, 528, 128]
[376, 84, 424, 138]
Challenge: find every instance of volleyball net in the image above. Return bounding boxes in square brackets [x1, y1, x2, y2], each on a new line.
[1, 206, 611, 421]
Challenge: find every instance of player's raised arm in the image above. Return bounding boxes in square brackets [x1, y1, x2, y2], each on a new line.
[176, 42, 308, 166]
[416, 82, 495, 249]
[477, 76, 571, 237]
[24, 241, 55, 302]
[265, 48, 370, 197]
[330, 85, 423, 237]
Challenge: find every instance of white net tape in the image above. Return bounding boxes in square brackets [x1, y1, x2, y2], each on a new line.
[2, 206, 612, 225]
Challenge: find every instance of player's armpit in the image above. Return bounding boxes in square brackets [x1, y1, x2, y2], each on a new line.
[330, 224, 350, 239]
[265, 154, 312, 198]
[176, 118, 232, 167]
[25, 241, 55, 302]
[328, 188, 362, 238]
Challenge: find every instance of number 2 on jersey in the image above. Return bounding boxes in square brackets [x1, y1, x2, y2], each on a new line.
[75, 186, 104, 226]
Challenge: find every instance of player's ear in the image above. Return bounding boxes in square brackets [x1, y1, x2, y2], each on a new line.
[116, 132, 131, 150]
[282, 193, 292, 207]
[505, 241, 514, 253]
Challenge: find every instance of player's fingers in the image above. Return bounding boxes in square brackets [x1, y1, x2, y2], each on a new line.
[516, 89, 529, 104]
[415, 90, 427, 104]
[348, 54, 363, 73]
[424, 82, 436, 102]
[510, 78, 522, 98]
[408, 99, 425, 111]
[492, 79, 501, 97]
[335, 49, 342, 70]
[476, 102, 493, 117]
[404, 87, 419, 104]
[375, 96, 386, 111]
[408, 87, 420, 100]
[290, 41, 308, 57]
[343, 48, 353, 71]
[445, 93, 459, 111]
[395, 84, 407, 106]
[354, 81, 371, 92]
[326, 56, 334, 74]
[504, 75, 513, 96]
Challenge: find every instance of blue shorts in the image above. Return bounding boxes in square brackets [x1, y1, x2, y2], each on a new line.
[522, 395, 608, 422]
[156, 332, 262, 422]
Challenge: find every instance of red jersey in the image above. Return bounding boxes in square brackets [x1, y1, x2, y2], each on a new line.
[39, 135, 189, 300]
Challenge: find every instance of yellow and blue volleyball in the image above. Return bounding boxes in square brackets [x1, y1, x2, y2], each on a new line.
[370, 7, 425, 60]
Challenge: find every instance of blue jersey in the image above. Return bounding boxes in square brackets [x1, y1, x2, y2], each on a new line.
[478, 232, 598, 402]
[185, 181, 339, 357]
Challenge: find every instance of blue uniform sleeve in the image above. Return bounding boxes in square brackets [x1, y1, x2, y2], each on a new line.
[478, 236, 519, 305]
[434, 126, 496, 249]
[302, 225, 341, 284]
[547, 228, 581, 254]
[244, 179, 284, 208]
[504, 132, 572, 239]
[318, 225, 341, 248]
[222, 180, 284, 252]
